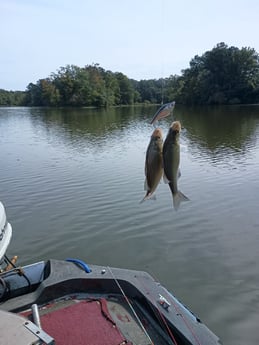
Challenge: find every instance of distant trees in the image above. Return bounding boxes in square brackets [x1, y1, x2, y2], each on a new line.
[22, 64, 141, 107]
[0, 89, 26, 105]
[1, 43, 259, 107]
[24, 64, 138, 107]
[177, 42, 259, 104]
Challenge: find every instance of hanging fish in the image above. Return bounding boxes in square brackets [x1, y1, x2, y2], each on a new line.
[150, 101, 175, 125]
[163, 121, 189, 210]
[141, 128, 163, 203]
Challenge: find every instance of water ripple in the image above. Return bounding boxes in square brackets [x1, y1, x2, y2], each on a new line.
[1, 106, 259, 345]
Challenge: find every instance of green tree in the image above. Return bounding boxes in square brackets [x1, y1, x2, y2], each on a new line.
[25, 82, 43, 105]
[136, 79, 163, 103]
[52, 65, 80, 105]
[40, 79, 60, 106]
[0, 89, 26, 105]
[103, 70, 120, 107]
[115, 72, 134, 105]
[164, 75, 181, 103]
[179, 42, 259, 104]
[86, 64, 106, 106]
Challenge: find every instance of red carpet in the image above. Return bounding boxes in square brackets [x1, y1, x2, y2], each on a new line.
[40, 299, 130, 345]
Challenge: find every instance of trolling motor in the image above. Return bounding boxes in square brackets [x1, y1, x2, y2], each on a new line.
[0, 201, 13, 267]
[0, 202, 37, 303]
[0, 201, 13, 299]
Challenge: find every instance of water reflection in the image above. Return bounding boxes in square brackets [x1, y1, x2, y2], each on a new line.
[174, 105, 259, 165]
[29, 106, 153, 136]
[27, 106, 157, 153]
[27, 105, 259, 155]
[1, 105, 259, 167]
[8, 105, 255, 173]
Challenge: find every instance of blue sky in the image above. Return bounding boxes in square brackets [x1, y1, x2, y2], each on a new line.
[1, 0, 259, 90]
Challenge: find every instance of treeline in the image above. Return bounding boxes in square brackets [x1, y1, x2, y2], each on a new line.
[26, 65, 140, 107]
[177, 42, 259, 105]
[1, 42, 259, 107]
[0, 89, 26, 106]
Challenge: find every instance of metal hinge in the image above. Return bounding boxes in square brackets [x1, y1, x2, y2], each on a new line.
[23, 320, 55, 345]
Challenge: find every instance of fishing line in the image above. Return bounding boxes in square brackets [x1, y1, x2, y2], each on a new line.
[134, 274, 179, 345]
[155, 307, 179, 345]
[160, 0, 166, 105]
[107, 266, 154, 345]
[136, 270, 203, 345]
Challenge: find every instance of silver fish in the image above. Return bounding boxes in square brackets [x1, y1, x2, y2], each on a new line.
[163, 121, 189, 210]
[141, 128, 163, 202]
[150, 101, 175, 125]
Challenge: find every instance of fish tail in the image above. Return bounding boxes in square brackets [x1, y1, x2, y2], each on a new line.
[173, 191, 189, 210]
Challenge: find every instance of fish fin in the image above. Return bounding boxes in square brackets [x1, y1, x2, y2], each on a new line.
[163, 173, 170, 184]
[140, 193, 157, 204]
[149, 194, 157, 201]
[144, 178, 148, 191]
[173, 191, 189, 211]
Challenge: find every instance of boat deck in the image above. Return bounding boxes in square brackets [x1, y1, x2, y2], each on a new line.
[19, 293, 172, 345]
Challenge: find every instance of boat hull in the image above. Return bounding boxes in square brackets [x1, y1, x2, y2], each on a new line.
[0, 259, 222, 344]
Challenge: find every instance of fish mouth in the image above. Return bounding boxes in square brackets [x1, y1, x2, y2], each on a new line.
[152, 128, 163, 139]
[170, 121, 181, 133]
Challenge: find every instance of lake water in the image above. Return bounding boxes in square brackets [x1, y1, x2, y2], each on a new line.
[1, 105, 259, 344]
